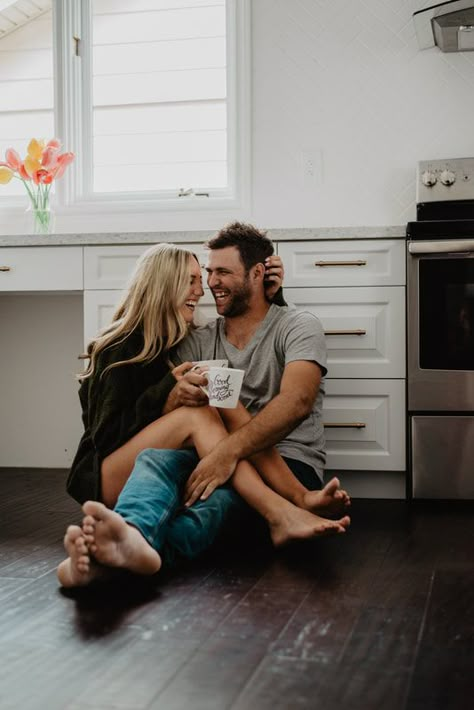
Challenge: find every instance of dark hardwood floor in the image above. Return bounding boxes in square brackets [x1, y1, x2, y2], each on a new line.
[0, 468, 472, 710]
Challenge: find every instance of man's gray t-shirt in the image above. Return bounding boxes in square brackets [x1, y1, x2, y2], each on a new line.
[176, 304, 327, 483]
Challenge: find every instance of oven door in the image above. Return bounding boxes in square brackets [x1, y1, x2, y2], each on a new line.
[407, 239, 474, 412]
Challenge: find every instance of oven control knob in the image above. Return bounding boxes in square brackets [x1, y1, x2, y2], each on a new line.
[439, 169, 456, 186]
[421, 170, 437, 187]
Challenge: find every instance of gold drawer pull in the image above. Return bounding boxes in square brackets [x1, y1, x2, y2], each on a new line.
[324, 329, 366, 336]
[0, 266, 12, 272]
[314, 260, 367, 267]
[324, 422, 366, 429]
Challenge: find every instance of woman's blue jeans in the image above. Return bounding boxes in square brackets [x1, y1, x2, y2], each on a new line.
[114, 448, 246, 567]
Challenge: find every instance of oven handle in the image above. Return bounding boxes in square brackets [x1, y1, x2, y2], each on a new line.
[408, 239, 474, 255]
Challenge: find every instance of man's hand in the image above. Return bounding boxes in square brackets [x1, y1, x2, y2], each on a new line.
[184, 444, 238, 507]
[162, 362, 208, 413]
[264, 255, 284, 302]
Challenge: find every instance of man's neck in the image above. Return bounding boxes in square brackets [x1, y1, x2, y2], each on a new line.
[224, 301, 271, 350]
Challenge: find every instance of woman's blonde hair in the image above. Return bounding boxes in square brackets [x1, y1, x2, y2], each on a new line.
[80, 243, 197, 380]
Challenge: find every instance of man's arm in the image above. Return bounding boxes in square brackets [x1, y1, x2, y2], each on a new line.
[184, 359, 322, 505]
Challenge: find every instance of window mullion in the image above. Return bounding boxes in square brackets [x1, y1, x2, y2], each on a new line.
[55, 0, 92, 206]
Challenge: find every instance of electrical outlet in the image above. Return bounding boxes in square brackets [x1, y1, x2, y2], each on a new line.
[301, 149, 322, 187]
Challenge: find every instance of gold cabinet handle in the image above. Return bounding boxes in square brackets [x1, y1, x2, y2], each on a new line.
[0, 266, 12, 272]
[324, 422, 366, 429]
[314, 260, 367, 267]
[324, 329, 366, 336]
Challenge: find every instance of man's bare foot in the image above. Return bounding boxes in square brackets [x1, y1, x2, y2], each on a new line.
[57, 525, 98, 588]
[269, 501, 350, 547]
[302, 477, 351, 518]
[81, 501, 162, 576]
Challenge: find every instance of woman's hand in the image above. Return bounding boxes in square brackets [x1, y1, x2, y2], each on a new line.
[264, 255, 284, 302]
[163, 362, 208, 412]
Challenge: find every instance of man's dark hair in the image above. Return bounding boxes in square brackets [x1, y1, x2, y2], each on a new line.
[206, 222, 274, 273]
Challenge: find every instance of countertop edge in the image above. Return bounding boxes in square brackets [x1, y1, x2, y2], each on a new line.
[0, 225, 406, 247]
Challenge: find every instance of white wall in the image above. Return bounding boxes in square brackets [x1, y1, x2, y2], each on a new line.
[0, 295, 83, 467]
[251, 0, 474, 228]
[56, 0, 474, 232]
[2, 0, 474, 234]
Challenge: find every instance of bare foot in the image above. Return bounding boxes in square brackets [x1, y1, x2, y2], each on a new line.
[269, 501, 350, 547]
[57, 525, 98, 588]
[302, 477, 351, 518]
[81, 501, 162, 576]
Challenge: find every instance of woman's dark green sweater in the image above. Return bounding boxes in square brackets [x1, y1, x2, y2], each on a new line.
[66, 332, 177, 504]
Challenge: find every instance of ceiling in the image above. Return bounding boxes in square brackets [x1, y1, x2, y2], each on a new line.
[0, 0, 52, 40]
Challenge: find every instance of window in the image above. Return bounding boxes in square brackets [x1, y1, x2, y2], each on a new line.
[0, 0, 54, 200]
[0, 0, 250, 213]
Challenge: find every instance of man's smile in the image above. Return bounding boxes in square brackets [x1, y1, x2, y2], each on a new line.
[212, 290, 229, 305]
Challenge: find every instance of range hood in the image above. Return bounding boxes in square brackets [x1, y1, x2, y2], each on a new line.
[414, 0, 474, 51]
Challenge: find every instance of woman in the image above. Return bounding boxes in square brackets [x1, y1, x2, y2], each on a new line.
[58, 243, 349, 587]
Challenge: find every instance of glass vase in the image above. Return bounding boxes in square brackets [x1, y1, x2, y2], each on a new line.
[25, 203, 55, 235]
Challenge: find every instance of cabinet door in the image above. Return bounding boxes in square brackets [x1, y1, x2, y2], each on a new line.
[0, 247, 83, 291]
[84, 290, 217, 347]
[278, 240, 405, 287]
[323, 379, 405, 470]
[286, 286, 405, 378]
[84, 244, 210, 290]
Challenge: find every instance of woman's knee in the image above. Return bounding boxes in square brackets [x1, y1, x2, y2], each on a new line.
[186, 404, 223, 427]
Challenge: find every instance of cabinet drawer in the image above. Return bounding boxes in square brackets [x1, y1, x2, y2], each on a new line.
[323, 379, 405, 471]
[84, 244, 209, 290]
[278, 240, 405, 287]
[287, 287, 405, 378]
[0, 247, 83, 291]
[84, 289, 217, 346]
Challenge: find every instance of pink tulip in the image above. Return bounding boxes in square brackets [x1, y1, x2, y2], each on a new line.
[36, 169, 54, 184]
[41, 146, 60, 171]
[46, 138, 62, 150]
[54, 151, 75, 179]
[18, 163, 31, 181]
[5, 148, 22, 171]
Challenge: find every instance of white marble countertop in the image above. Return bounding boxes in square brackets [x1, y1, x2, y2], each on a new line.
[0, 225, 406, 247]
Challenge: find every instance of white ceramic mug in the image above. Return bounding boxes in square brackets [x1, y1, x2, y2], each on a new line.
[206, 367, 245, 409]
[192, 359, 228, 370]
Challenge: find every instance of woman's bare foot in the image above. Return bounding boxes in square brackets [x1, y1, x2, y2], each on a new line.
[269, 501, 350, 547]
[302, 477, 351, 518]
[81, 501, 162, 576]
[57, 525, 98, 588]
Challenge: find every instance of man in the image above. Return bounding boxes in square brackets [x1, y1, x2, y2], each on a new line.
[174, 222, 330, 505]
[57, 224, 350, 588]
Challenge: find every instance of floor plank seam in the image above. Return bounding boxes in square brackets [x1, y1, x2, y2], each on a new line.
[401, 569, 436, 709]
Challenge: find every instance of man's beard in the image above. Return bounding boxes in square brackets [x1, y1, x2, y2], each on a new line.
[216, 278, 252, 317]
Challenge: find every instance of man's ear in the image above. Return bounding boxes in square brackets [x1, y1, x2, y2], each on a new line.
[251, 262, 266, 284]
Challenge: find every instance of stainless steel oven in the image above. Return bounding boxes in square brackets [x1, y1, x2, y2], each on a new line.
[407, 158, 474, 499]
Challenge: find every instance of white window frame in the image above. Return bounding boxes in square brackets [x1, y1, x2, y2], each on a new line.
[53, 0, 250, 215]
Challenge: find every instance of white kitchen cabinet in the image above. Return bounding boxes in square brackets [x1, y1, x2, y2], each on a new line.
[285, 286, 405, 379]
[323, 379, 405, 471]
[278, 239, 405, 287]
[277, 239, 406, 477]
[0, 246, 83, 291]
[84, 244, 210, 290]
[83, 244, 217, 345]
[84, 289, 218, 346]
